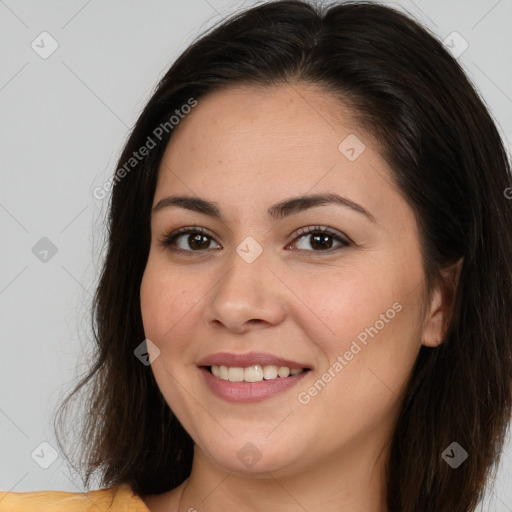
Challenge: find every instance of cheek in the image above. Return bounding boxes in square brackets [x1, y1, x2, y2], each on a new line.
[298, 252, 425, 390]
[139, 260, 202, 410]
[140, 260, 182, 343]
[139, 257, 207, 355]
[297, 261, 417, 343]
[140, 263, 162, 339]
[296, 280, 423, 439]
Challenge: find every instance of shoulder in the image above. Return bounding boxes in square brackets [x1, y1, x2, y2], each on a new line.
[0, 483, 150, 512]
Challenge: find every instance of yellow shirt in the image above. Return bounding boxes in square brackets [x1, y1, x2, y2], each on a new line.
[0, 483, 150, 511]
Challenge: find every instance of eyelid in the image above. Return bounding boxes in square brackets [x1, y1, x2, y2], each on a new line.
[291, 225, 353, 246]
[158, 225, 218, 251]
[158, 224, 352, 254]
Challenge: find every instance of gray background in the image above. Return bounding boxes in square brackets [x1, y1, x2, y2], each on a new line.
[1, 0, 511, 509]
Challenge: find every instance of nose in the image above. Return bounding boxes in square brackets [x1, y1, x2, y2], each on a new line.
[203, 240, 288, 334]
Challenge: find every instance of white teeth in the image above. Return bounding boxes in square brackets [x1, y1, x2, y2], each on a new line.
[228, 367, 244, 382]
[263, 365, 278, 380]
[244, 365, 264, 382]
[219, 365, 228, 379]
[210, 364, 305, 382]
[278, 366, 290, 378]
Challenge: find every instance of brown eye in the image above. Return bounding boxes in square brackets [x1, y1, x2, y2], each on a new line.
[160, 227, 221, 254]
[159, 225, 351, 256]
[290, 226, 351, 253]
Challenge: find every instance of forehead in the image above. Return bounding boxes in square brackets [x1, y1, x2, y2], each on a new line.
[155, 83, 399, 222]
[165, 83, 365, 163]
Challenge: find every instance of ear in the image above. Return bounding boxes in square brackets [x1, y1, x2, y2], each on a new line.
[422, 258, 463, 348]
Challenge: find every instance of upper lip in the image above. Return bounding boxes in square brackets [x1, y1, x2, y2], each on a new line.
[197, 351, 312, 370]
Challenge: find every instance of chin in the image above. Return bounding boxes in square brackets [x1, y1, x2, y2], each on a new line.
[199, 438, 302, 476]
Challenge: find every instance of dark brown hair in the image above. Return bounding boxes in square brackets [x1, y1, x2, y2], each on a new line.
[54, 1, 512, 510]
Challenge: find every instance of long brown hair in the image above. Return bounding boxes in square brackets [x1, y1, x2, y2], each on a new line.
[53, 1, 512, 510]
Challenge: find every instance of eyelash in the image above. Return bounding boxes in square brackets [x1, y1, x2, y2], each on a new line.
[158, 225, 352, 257]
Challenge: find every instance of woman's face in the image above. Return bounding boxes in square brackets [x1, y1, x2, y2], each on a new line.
[140, 83, 440, 479]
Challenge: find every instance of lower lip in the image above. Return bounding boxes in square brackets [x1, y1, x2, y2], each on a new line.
[199, 367, 310, 403]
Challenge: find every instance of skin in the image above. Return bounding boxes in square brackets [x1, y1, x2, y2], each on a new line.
[139, 83, 457, 512]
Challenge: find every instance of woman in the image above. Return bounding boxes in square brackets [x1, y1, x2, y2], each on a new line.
[2, 1, 511, 511]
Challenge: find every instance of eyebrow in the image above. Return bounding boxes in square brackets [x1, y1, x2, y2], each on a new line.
[152, 193, 376, 223]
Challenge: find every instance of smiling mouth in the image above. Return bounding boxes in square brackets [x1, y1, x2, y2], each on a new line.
[204, 365, 311, 383]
